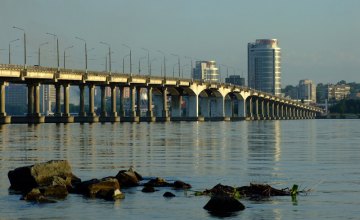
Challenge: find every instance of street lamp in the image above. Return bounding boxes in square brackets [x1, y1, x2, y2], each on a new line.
[185, 56, 194, 78]
[46, 32, 60, 70]
[157, 50, 166, 78]
[171, 53, 181, 78]
[8, 38, 19, 64]
[100, 41, 111, 74]
[141, 48, 150, 75]
[122, 54, 130, 73]
[63, 45, 73, 69]
[38, 42, 48, 66]
[12, 26, 26, 68]
[122, 44, 132, 74]
[138, 56, 147, 75]
[75, 37, 88, 73]
[149, 58, 157, 76]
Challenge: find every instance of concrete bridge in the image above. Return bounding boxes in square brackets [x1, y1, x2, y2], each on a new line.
[0, 64, 323, 124]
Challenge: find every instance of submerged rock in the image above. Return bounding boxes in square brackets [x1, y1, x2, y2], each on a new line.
[173, 180, 192, 189]
[141, 185, 155, 193]
[144, 177, 171, 187]
[8, 160, 80, 192]
[203, 194, 245, 215]
[163, 192, 176, 198]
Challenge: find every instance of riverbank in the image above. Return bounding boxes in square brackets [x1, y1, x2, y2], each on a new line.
[317, 113, 360, 119]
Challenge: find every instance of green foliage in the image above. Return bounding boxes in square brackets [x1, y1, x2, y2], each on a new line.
[290, 184, 298, 196]
[329, 100, 360, 114]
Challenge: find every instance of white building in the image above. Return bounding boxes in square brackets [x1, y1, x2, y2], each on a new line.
[298, 79, 316, 103]
[193, 60, 219, 82]
[248, 39, 281, 96]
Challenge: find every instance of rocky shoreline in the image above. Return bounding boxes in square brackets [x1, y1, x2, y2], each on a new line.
[8, 160, 299, 216]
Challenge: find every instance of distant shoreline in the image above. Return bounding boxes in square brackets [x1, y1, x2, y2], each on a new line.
[317, 114, 360, 119]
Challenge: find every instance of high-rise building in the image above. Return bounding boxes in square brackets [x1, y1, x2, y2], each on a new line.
[193, 60, 219, 82]
[225, 75, 245, 86]
[327, 84, 350, 101]
[248, 39, 281, 96]
[40, 84, 56, 115]
[298, 79, 316, 103]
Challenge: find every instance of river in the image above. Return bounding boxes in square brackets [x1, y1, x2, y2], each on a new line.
[0, 120, 359, 219]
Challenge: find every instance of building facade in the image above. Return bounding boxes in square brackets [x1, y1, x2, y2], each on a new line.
[193, 60, 219, 82]
[225, 75, 245, 86]
[327, 84, 350, 101]
[298, 79, 316, 103]
[248, 39, 281, 96]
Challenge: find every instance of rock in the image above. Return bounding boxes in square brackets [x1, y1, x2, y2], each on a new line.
[22, 188, 57, 203]
[8, 160, 79, 192]
[144, 177, 171, 187]
[203, 195, 245, 215]
[203, 184, 236, 197]
[236, 183, 290, 198]
[22, 188, 42, 201]
[141, 186, 155, 193]
[163, 192, 175, 198]
[115, 168, 141, 187]
[74, 178, 124, 200]
[41, 185, 68, 199]
[173, 180, 192, 189]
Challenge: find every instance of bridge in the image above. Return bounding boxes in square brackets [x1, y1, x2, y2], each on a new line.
[0, 64, 323, 124]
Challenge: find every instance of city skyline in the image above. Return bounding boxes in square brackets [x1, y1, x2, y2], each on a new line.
[0, 0, 359, 86]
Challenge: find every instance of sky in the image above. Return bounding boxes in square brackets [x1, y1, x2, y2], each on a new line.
[0, 0, 359, 86]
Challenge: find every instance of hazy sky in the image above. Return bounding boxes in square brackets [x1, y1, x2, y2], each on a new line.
[1, 0, 359, 86]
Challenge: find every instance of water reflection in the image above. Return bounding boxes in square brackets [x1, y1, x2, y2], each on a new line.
[246, 121, 281, 180]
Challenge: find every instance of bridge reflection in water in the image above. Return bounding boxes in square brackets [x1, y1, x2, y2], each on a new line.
[0, 64, 322, 124]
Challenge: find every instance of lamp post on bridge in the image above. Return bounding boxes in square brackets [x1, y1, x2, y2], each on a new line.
[185, 56, 194, 79]
[157, 50, 166, 78]
[8, 38, 19, 64]
[63, 45, 73, 69]
[138, 56, 146, 75]
[149, 58, 157, 76]
[75, 37, 88, 73]
[122, 54, 130, 73]
[46, 32, 60, 70]
[122, 44, 132, 75]
[171, 53, 181, 78]
[141, 48, 150, 76]
[100, 41, 111, 74]
[13, 26, 26, 68]
[38, 42, 48, 66]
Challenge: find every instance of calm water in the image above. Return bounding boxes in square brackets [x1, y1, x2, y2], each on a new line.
[0, 120, 359, 219]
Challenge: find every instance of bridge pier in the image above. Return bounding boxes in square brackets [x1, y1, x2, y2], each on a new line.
[121, 85, 139, 122]
[160, 87, 170, 121]
[0, 82, 11, 124]
[80, 84, 99, 123]
[145, 87, 156, 122]
[54, 84, 61, 116]
[110, 85, 119, 121]
[79, 85, 86, 117]
[119, 86, 125, 117]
